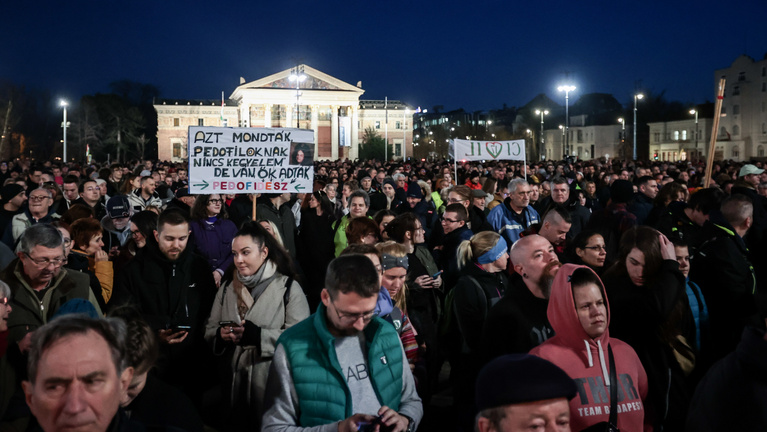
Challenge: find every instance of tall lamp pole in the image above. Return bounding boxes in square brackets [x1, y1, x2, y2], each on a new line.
[289, 65, 306, 128]
[633, 93, 644, 160]
[403, 108, 408, 160]
[60, 100, 69, 162]
[689, 109, 698, 159]
[535, 109, 549, 160]
[558, 85, 575, 159]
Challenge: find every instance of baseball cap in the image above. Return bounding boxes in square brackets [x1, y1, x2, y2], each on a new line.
[739, 164, 764, 177]
[106, 195, 131, 219]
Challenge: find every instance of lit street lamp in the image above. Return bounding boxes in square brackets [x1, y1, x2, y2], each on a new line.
[403, 108, 409, 160]
[535, 109, 549, 160]
[558, 85, 575, 158]
[60, 100, 69, 162]
[289, 65, 307, 128]
[633, 93, 644, 160]
[689, 109, 699, 152]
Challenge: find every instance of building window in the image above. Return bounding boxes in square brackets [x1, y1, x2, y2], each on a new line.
[733, 125, 740, 136]
[653, 132, 660, 142]
[577, 130, 583, 142]
[721, 106, 726, 115]
[732, 146, 740, 158]
[173, 143, 182, 158]
[173, 118, 179, 127]
[198, 118, 204, 126]
[738, 72, 746, 82]
[733, 85, 740, 96]
[682, 130, 687, 140]
[395, 143, 402, 157]
[395, 121, 401, 130]
[375, 121, 381, 129]
[763, 67, 766, 77]
[759, 145, 765, 157]
[222, 119, 228, 127]
[763, 123, 766, 135]
[762, 82, 766, 92]
[674, 131, 679, 141]
[733, 105, 740, 115]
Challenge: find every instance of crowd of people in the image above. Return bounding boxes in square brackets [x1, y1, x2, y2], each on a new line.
[0, 154, 766, 431]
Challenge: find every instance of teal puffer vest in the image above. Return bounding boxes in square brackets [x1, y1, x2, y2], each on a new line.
[278, 303, 403, 426]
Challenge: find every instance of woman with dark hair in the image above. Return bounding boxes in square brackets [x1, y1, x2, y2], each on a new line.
[602, 226, 694, 431]
[565, 230, 609, 275]
[345, 217, 379, 246]
[204, 221, 309, 431]
[646, 181, 687, 227]
[190, 193, 238, 288]
[113, 210, 158, 274]
[297, 190, 335, 310]
[373, 209, 397, 240]
[69, 217, 113, 307]
[120, 174, 141, 196]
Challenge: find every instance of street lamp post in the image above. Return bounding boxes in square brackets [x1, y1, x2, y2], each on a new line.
[289, 65, 307, 128]
[403, 108, 409, 161]
[633, 93, 644, 160]
[689, 109, 699, 158]
[535, 109, 549, 160]
[60, 100, 69, 162]
[558, 85, 575, 159]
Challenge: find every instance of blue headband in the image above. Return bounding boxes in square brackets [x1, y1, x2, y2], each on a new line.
[477, 237, 508, 264]
[381, 253, 409, 271]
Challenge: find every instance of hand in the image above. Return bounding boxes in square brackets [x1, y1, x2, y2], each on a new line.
[377, 406, 410, 432]
[337, 413, 378, 432]
[94, 249, 109, 262]
[108, 246, 120, 258]
[219, 320, 245, 344]
[158, 329, 188, 345]
[432, 275, 442, 288]
[18, 330, 33, 354]
[213, 271, 222, 288]
[658, 232, 676, 261]
[414, 275, 434, 290]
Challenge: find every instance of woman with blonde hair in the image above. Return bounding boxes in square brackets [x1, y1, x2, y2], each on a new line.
[450, 231, 509, 429]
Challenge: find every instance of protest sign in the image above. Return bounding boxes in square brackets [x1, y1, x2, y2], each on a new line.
[188, 126, 314, 194]
[452, 139, 526, 162]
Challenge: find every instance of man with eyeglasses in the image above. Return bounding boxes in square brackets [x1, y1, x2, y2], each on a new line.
[1, 223, 99, 352]
[74, 179, 107, 221]
[264, 254, 423, 432]
[2, 187, 60, 251]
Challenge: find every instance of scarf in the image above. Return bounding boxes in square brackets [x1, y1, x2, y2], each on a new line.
[234, 260, 278, 319]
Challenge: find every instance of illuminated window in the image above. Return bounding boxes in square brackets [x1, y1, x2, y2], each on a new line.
[198, 118, 204, 126]
[173, 118, 179, 127]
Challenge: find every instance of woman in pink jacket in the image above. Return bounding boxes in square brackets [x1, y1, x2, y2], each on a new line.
[530, 264, 652, 432]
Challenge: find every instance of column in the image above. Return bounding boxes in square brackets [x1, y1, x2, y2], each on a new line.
[264, 104, 271, 128]
[351, 105, 359, 160]
[239, 104, 249, 127]
[286, 103, 293, 129]
[331, 106, 339, 160]
[311, 105, 319, 156]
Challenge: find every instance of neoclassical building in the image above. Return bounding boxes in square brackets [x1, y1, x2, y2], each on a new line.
[154, 65, 413, 162]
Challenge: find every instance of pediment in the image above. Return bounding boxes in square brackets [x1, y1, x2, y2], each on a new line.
[232, 65, 364, 96]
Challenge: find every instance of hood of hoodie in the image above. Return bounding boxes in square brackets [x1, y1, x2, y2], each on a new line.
[547, 263, 611, 364]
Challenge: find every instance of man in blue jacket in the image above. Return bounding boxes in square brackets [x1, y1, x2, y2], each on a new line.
[263, 254, 422, 432]
[487, 178, 540, 251]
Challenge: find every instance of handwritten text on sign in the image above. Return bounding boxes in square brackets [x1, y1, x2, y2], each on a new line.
[453, 139, 526, 162]
[188, 126, 314, 194]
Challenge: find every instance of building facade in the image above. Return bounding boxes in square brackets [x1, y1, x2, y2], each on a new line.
[648, 118, 714, 162]
[154, 65, 413, 162]
[543, 123, 624, 161]
[713, 54, 767, 160]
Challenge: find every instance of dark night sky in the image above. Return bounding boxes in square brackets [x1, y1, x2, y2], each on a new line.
[4, 0, 767, 112]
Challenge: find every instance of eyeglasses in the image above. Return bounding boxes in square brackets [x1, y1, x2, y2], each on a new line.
[208, 199, 223, 204]
[332, 301, 378, 323]
[130, 230, 143, 238]
[28, 195, 51, 202]
[0, 297, 8, 306]
[62, 237, 72, 246]
[583, 245, 607, 252]
[447, 198, 464, 204]
[24, 252, 65, 267]
[440, 216, 459, 223]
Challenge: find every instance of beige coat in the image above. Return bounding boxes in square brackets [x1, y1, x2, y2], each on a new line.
[204, 261, 309, 421]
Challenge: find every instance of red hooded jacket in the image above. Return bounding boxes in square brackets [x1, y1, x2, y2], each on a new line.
[530, 264, 651, 432]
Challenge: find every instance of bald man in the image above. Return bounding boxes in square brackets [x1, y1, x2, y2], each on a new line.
[481, 235, 560, 358]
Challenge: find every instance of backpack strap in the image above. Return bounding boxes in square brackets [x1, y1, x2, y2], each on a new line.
[281, 276, 294, 330]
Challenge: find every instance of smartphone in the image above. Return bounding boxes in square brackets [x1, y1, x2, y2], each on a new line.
[431, 270, 443, 279]
[357, 414, 384, 432]
[218, 321, 238, 327]
[172, 325, 191, 332]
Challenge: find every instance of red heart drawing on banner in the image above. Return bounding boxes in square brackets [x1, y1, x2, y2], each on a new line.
[486, 142, 503, 158]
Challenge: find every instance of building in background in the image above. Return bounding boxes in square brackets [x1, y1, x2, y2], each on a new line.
[154, 65, 413, 162]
